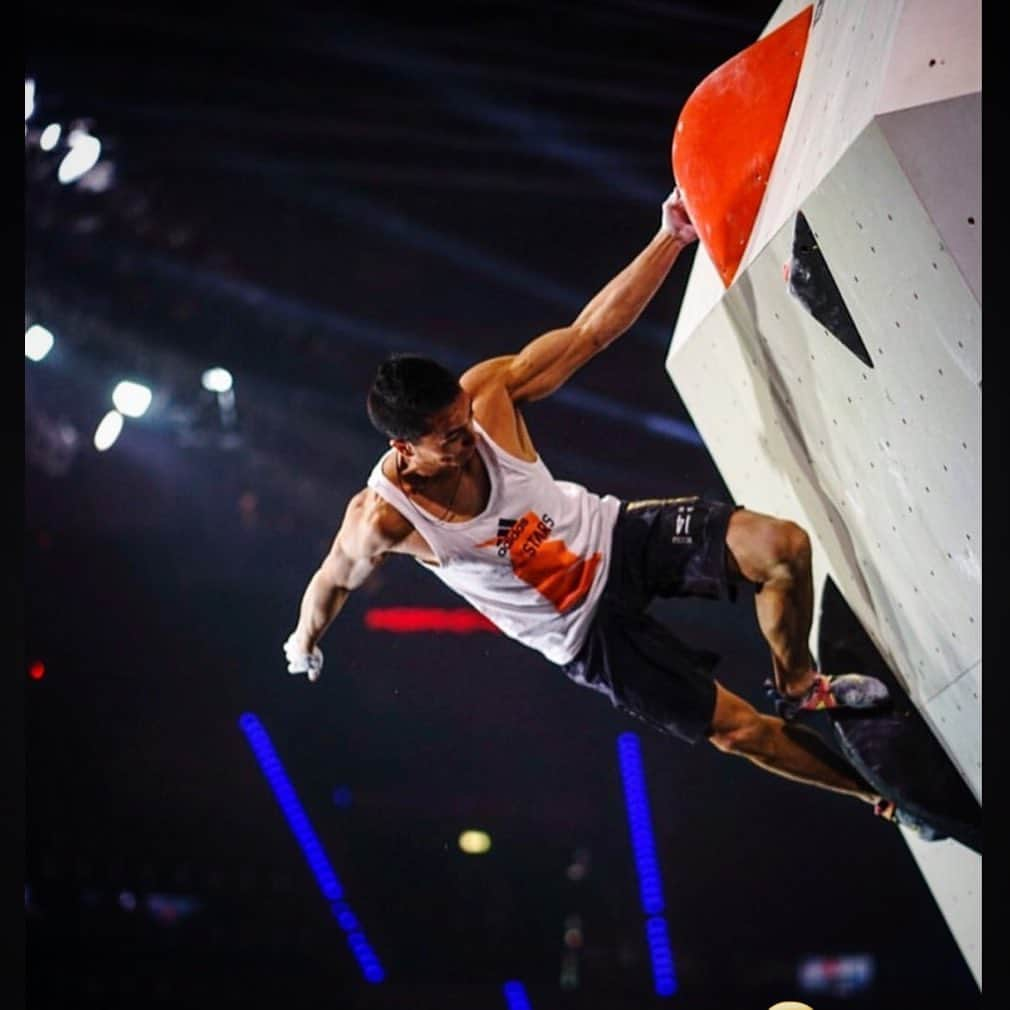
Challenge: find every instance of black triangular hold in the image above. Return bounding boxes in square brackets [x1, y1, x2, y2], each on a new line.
[816, 576, 981, 852]
[787, 211, 874, 369]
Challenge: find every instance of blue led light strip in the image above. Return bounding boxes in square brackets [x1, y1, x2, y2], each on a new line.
[617, 732, 677, 997]
[239, 713, 384, 983]
[503, 979, 534, 1010]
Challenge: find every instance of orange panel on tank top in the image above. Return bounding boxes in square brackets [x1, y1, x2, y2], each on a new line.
[500, 510, 603, 614]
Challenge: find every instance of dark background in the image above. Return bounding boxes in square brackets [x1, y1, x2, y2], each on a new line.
[23, 3, 982, 1008]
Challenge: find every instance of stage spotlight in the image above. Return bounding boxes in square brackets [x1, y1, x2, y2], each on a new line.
[94, 410, 124, 451]
[40, 123, 61, 151]
[25, 79, 35, 121]
[112, 380, 152, 418]
[58, 130, 101, 184]
[201, 367, 233, 393]
[458, 830, 492, 855]
[25, 324, 54, 361]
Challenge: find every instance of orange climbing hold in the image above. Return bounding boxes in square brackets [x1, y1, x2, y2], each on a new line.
[672, 5, 813, 288]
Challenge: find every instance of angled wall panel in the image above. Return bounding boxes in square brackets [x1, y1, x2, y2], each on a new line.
[665, 0, 980, 987]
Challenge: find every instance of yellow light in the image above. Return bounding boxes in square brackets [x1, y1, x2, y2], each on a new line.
[458, 830, 491, 855]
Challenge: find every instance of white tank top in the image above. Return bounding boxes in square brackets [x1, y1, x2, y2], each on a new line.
[366, 420, 621, 665]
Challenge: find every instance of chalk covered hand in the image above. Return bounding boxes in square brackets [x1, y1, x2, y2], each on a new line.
[283, 634, 324, 682]
[660, 188, 698, 245]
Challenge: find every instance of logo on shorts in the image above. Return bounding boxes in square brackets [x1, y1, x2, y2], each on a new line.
[672, 503, 695, 543]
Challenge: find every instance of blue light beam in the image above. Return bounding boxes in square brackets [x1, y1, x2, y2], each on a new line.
[239, 712, 384, 983]
[503, 979, 534, 1010]
[617, 732, 678, 997]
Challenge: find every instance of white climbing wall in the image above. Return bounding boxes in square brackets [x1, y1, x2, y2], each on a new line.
[665, 0, 981, 989]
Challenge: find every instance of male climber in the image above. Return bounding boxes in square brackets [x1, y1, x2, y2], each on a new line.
[283, 189, 895, 816]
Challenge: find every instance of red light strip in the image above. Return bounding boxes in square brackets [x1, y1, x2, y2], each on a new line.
[364, 608, 500, 634]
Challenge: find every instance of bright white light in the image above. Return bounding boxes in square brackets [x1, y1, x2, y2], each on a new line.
[39, 123, 61, 151]
[458, 830, 492, 855]
[57, 131, 102, 184]
[202, 367, 233, 393]
[112, 380, 153, 418]
[25, 324, 55, 361]
[94, 410, 124, 451]
[25, 79, 35, 121]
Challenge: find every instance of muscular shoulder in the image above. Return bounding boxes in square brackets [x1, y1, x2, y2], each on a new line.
[460, 358, 537, 461]
[343, 488, 414, 553]
[460, 356, 513, 396]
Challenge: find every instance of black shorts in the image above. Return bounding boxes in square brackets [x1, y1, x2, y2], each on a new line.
[562, 496, 742, 744]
